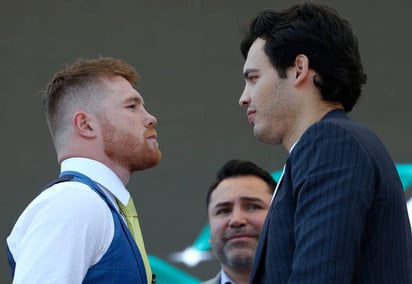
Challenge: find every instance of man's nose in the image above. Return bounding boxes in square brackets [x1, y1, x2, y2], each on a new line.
[229, 209, 247, 228]
[144, 111, 157, 127]
[239, 88, 250, 107]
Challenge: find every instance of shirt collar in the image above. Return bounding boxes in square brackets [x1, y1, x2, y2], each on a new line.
[289, 139, 299, 154]
[60, 157, 130, 205]
[220, 269, 236, 284]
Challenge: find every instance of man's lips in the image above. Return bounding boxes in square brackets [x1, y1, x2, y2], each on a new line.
[146, 131, 157, 140]
[226, 233, 255, 242]
[147, 132, 159, 146]
[247, 109, 256, 125]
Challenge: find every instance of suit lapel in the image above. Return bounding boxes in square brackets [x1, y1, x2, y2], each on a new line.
[250, 202, 272, 282]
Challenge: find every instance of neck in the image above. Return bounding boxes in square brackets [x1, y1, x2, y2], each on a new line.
[283, 103, 343, 152]
[58, 154, 130, 185]
[222, 266, 251, 284]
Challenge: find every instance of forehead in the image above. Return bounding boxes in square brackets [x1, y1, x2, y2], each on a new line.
[243, 38, 272, 72]
[102, 76, 143, 102]
[209, 176, 272, 207]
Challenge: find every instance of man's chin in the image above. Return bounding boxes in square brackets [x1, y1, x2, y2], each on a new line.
[254, 128, 279, 145]
[148, 148, 162, 163]
[132, 150, 162, 171]
[156, 151, 162, 164]
[225, 246, 255, 259]
[226, 251, 254, 268]
[145, 155, 161, 169]
[253, 127, 268, 143]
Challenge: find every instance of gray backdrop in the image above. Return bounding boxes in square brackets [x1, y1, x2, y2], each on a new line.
[1, 0, 411, 282]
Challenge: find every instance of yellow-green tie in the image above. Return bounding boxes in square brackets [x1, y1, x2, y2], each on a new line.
[117, 198, 152, 283]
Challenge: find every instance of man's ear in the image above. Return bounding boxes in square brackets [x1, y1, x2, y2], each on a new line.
[73, 111, 97, 138]
[293, 54, 309, 85]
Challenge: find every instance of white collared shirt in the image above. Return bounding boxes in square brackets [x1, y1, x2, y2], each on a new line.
[407, 198, 412, 231]
[7, 157, 130, 284]
[271, 140, 299, 203]
[220, 269, 236, 284]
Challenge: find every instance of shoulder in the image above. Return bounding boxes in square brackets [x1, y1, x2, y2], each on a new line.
[201, 273, 220, 284]
[307, 114, 367, 138]
[27, 181, 111, 221]
[286, 113, 388, 196]
[307, 111, 378, 143]
[7, 180, 115, 280]
[298, 112, 389, 168]
[8, 181, 114, 258]
[295, 113, 378, 159]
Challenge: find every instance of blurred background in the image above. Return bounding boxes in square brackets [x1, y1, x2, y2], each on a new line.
[1, 0, 411, 282]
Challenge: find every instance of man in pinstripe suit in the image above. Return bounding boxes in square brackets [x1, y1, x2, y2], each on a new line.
[238, 3, 412, 283]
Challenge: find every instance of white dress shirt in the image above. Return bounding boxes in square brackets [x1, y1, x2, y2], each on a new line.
[271, 140, 299, 203]
[7, 157, 130, 284]
[407, 198, 412, 231]
[220, 269, 236, 284]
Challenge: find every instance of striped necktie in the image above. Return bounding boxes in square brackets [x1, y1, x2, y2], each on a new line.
[117, 198, 153, 283]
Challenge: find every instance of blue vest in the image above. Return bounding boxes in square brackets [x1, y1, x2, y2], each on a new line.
[8, 171, 150, 284]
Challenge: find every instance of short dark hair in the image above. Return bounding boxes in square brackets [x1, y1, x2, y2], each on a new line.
[240, 2, 367, 112]
[206, 160, 277, 208]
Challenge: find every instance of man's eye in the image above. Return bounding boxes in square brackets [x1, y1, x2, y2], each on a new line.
[216, 208, 230, 215]
[127, 104, 137, 109]
[247, 204, 261, 211]
[247, 76, 258, 84]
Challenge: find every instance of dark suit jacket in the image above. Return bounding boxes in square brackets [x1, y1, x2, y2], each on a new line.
[250, 109, 412, 283]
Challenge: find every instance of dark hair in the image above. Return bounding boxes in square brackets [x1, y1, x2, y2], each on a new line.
[206, 160, 277, 208]
[240, 2, 367, 112]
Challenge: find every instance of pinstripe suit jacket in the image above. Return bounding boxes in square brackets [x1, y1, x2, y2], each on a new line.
[250, 109, 412, 283]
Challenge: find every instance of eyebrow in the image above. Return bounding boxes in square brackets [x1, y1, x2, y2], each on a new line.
[212, 196, 265, 209]
[243, 68, 259, 79]
[126, 96, 143, 105]
[240, 196, 265, 203]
